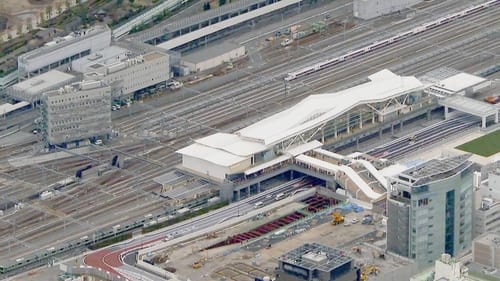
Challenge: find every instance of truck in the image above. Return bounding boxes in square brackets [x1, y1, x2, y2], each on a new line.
[280, 38, 294, 47]
[167, 80, 183, 90]
[484, 95, 500, 104]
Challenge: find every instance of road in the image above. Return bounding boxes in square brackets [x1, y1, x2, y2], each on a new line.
[1, 0, 499, 275]
[83, 178, 309, 280]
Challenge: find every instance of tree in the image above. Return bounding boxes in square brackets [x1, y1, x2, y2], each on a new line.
[45, 5, 53, 20]
[16, 24, 22, 36]
[39, 11, 45, 24]
[56, 2, 63, 15]
[65, 0, 71, 10]
[218, 0, 225, 6]
[26, 17, 33, 31]
[203, 2, 211, 10]
[128, 0, 135, 3]
[116, 0, 124, 5]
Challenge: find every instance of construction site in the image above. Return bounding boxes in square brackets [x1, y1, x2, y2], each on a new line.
[141, 193, 416, 281]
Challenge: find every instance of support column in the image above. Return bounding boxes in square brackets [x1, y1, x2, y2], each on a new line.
[391, 123, 394, 135]
[379, 128, 382, 139]
[495, 112, 499, 124]
[444, 106, 449, 120]
[257, 182, 261, 193]
[356, 137, 359, 150]
[321, 128, 325, 143]
[359, 111, 363, 129]
[334, 123, 338, 139]
[426, 109, 431, 120]
[400, 120, 403, 131]
[372, 112, 375, 124]
[482, 116, 486, 129]
[346, 113, 350, 134]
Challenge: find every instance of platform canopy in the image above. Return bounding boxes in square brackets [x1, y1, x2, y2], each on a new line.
[238, 69, 423, 145]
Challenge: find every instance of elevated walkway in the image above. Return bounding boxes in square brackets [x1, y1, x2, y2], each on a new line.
[439, 95, 498, 128]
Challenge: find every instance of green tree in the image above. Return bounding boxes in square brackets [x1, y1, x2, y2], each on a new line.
[45, 5, 53, 19]
[218, 0, 225, 6]
[65, 0, 71, 10]
[56, 2, 63, 15]
[116, 0, 124, 5]
[128, 0, 135, 3]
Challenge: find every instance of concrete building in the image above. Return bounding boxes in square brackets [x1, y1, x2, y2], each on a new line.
[18, 25, 111, 79]
[473, 233, 500, 269]
[387, 154, 474, 268]
[181, 42, 246, 73]
[353, 0, 423, 20]
[42, 80, 112, 146]
[473, 164, 500, 237]
[83, 51, 170, 98]
[276, 242, 355, 281]
[6, 70, 78, 103]
[411, 253, 491, 281]
[70, 46, 131, 73]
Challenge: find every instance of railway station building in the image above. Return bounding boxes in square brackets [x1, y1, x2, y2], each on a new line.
[177, 69, 431, 204]
[42, 80, 112, 147]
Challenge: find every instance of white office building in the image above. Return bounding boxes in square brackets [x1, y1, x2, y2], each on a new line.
[42, 81, 112, 146]
[473, 164, 500, 238]
[83, 51, 170, 98]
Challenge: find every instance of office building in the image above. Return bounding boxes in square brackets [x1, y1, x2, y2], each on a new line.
[473, 233, 500, 269]
[387, 154, 474, 268]
[42, 81, 112, 146]
[7, 70, 78, 103]
[18, 25, 111, 79]
[83, 51, 170, 98]
[276, 242, 355, 281]
[473, 164, 500, 237]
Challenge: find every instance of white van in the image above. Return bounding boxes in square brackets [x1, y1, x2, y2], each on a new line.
[275, 193, 286, 201]
[253, 201, 264, 209]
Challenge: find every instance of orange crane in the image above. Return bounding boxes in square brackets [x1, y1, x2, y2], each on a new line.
[331, 212, 344, 225]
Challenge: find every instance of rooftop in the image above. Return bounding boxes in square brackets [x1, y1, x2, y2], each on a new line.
[143, 51, 168, 61]
[71, 46, 130, 73]
[182, 42, 243, 64]
[399, 154, 472, 185]
[474, 232, 500, 247]
[12, 70, 76, 94]
[439, 95, 498, 117]
[279, 242, 352, 272]
[176, 142, 249, 167]
[238, 69, 423, 145]
[438, 72, 487, 93]
[19, 25, 110, 61]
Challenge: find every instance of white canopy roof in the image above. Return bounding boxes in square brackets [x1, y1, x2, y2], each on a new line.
[195, 132, 268, 157]
[177, 142, 248, 167]
[238, 69, 423, 145]
[438, 72, 486, 93]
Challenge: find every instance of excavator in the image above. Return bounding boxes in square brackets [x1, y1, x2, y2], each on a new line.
[331, 212, 344, 225]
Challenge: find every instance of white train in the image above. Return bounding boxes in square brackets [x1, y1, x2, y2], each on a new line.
[284, 0, 500, 82]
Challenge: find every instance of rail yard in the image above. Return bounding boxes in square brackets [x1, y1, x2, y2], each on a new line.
[1, 0, 500, 280]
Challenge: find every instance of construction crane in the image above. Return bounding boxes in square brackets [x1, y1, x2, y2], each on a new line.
[360, 264, 380, 280]
[331, 212, 344, 225]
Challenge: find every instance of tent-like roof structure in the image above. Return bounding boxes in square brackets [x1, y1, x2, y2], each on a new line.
[237, 69, 423, 145]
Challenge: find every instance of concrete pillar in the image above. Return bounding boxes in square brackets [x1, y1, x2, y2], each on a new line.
[444, 106, 449, 120]
[334, 123, 338, 139]
[379, 128, 382, 139]
[346, 113, 350, 134]
[359, 111, 363, 129]
[400, 120, 403, 131]
[321, 128, 325, 143]
[290, 170, 294, 180]
[426, 109, 431, 120]
[482, 116, 486, 129]
[356, 137, 359, 150]
[495, 112, 499, 124]
[391, 123, 394, 135]
[372, 112, 375, 124]
[257, 182, 261, 193]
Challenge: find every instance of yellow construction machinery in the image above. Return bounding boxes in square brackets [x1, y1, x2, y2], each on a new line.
[331, 212, 344, 225]
[360, 264, 379, 280]
[351, 246, 362, 255]
[192, 261, 203, 269]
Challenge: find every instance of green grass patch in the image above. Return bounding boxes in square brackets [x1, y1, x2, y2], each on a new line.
[142, 201, 228, 234]
[456, 130, 500, 157]
[89, 233, 133, 250]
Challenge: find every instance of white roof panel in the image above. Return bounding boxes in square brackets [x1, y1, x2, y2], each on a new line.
[285, 140, 323, 156]
[438, 72, 486, 92]
[12, 70, 75, 94]
[158, 0, 301, 50]
[177, 143, 248, 167]
[238, 70, 423, 145]
[195, 132, 268, 157]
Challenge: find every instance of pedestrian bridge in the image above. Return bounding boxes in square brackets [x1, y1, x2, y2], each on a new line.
[439, 95, 498, 128]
